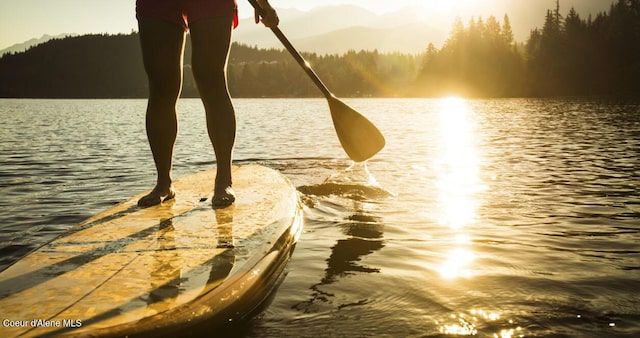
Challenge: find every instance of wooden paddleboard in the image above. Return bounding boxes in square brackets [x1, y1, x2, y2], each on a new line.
[0, 165, 303, 337]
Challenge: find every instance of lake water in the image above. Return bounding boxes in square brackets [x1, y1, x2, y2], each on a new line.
[1, 98, 639, 337]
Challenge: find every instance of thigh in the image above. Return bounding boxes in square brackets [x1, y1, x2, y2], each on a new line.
[136, 0, 188, 31]
[189, 16, 234, 83]
[138, 17, 186, 96]
[184, 0, 236, 25]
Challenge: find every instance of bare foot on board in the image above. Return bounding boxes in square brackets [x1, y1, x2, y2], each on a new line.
[137, 185, 176, 207]
[212, 186, 236, 209]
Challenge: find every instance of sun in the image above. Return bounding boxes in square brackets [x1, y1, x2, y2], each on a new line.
[415, 0, 478, 14]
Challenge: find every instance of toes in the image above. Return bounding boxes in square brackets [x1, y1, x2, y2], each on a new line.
[164, 189, 176, 202]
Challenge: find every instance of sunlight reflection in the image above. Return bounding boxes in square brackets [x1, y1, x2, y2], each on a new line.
[439, 248, 475, 279]
[471, 309, 500, 321]
[440, 323, 477, 335]
[437, 309, 522, 337]
[435, 97, 483, 280]
[436, 97, 482, 229]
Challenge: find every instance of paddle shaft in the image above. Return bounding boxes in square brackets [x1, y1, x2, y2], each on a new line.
[248, 0, 332, 98]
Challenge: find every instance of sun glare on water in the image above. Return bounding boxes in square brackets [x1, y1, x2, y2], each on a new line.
[434, 97, 484, 280]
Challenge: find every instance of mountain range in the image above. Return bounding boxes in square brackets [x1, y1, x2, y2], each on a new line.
[1, 34, 75, 56]
[1, 2, 612, 56]
[227, 1, 611, 54]
[232, 5, 447, 54]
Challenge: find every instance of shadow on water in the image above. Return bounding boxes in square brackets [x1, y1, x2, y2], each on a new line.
[293, 162, 388, 313]
[293, 205, 384, 314]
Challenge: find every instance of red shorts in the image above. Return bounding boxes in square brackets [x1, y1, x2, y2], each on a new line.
[136, 0, 238, 31]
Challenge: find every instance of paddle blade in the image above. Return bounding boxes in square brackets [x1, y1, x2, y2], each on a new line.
[328, 97, 385, 162]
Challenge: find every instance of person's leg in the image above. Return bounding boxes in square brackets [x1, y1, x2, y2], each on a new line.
[137, 17, 186, 207]
[189, 16, 236, 207]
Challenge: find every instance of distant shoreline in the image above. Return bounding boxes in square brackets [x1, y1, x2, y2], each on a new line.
[2, 2, 638, 99]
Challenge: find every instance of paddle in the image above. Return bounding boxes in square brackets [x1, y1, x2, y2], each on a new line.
[248, 0, 385, 162]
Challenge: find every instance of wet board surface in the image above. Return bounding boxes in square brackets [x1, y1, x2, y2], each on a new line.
[0, 165, 303, 337]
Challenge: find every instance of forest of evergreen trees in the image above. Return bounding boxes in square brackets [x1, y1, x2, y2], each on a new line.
[0, 0, 638, 98]
[417, 0, 640, 97]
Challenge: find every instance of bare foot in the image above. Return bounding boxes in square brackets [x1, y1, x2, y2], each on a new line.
[212, 186, 235, 209]
[137, 185, 176, 207]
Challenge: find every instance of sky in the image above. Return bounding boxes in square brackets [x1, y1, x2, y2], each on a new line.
[0, 0, 612, 51]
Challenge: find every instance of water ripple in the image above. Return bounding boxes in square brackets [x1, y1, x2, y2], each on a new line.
[1, 98, 639, 337]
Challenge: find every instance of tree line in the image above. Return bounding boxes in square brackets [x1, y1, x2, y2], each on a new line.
[416, 0, 640, 97]
[0, 0, 638, 98]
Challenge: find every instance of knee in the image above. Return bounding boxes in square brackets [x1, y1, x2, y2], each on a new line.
[192, 65, 227, 94]
[144, 62, 182, 100]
